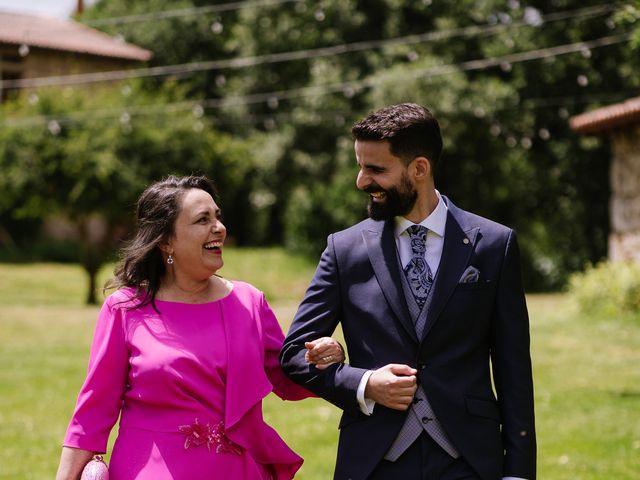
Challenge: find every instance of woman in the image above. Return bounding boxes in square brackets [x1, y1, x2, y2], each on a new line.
[56, 175, 343, 480]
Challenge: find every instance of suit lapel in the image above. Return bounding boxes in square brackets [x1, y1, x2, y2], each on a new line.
[422, 205, 478, 339]
[362, 220, 417, 343]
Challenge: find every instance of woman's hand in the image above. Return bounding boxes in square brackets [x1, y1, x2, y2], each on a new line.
[304, 337, 345, 370]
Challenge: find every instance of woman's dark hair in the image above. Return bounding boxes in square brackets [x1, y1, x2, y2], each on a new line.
[351, 103, 443, 174]
[106, 175, 218, 310]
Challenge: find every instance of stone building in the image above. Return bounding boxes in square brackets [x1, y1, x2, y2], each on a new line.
[0, 10, 152, 101]
[570, 97, 640, 262]
[0, 9, 152, 254]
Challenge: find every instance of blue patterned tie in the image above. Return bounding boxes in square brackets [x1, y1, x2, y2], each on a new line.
[404, 225, 433, 310]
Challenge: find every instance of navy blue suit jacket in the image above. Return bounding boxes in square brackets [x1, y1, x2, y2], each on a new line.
[280, 197, 536, 480]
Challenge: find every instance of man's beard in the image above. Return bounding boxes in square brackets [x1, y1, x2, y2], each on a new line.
[366, 173, 417, 221]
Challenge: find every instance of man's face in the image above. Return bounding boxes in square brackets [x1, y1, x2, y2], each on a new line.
[354, 140, 418, 220]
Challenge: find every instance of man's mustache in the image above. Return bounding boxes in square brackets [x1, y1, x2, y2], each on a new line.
[364, 185, 385, 195]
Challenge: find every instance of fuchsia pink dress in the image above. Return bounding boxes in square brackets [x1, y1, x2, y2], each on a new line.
[64, 281, 312, 479]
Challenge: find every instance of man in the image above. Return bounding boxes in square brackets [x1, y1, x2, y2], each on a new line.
[280, 103, 536, 480]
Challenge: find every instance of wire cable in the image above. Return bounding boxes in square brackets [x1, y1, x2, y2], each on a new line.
[84, 0, 303, 27]
[1, 32, 632, 129]
[0, 4, 618, 90]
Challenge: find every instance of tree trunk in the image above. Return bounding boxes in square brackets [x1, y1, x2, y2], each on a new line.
[77, 215, 103, 305]
[85, 264, 98, 305]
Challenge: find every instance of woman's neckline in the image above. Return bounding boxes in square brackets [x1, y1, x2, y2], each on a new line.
[153, 277, 234, 305]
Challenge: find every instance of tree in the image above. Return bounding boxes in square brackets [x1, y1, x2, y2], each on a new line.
[80, 0, 640, 289]
[5, 0, 638, 292]
[0, 82, 250, 303]
[221, 0, 637, 289]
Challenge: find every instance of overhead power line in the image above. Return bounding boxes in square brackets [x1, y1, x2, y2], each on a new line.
[200, 32, 633, 108]
[84, 0, 303, 27]
[2, 32, 632, 129]
[0, 3, 617, 90]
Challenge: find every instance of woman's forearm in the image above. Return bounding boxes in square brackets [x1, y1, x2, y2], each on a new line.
[56, 446, 95, 480]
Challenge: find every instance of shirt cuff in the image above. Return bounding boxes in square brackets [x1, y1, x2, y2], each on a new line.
[356, 370, 375, 415]
[503, 477, 528, 480]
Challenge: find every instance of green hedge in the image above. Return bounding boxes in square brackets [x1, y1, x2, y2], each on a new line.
[568, 261, 640, 318]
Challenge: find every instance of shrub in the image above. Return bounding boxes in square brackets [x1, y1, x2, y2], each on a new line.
[568, 261, 640, 318]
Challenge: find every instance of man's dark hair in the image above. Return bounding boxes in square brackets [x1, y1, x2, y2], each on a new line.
[351, 103, 442, 173]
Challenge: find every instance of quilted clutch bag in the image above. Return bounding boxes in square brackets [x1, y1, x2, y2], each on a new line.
[80, 455, 109, 480]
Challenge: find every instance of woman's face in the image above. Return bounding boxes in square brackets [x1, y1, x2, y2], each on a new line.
[165, 188, 226, 280]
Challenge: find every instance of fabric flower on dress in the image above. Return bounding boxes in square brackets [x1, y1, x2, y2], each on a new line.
[178, 419, 242, 454]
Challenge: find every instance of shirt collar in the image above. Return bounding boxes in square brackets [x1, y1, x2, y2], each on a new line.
[395, 190, 448, 238]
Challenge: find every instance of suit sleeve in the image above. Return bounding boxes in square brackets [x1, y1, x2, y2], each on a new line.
[491, 230, 537, 479]
[280, 234, 369, 416]
[63, 298, 129, 452]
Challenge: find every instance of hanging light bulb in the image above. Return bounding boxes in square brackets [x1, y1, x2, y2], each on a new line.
[520, 137, 532, 149]
[192, 104, 204, 118]
[267, 97, 279, 110]
[48, 120, 61, 136]
[211, 20, 223, 34]
[538, 128, 550, 140]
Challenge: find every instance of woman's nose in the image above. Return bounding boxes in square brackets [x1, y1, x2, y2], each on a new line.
[213, 221, 225, 233]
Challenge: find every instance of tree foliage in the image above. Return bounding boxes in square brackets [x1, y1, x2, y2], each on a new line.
[2, 0, 639, 296]
[0, 82, 250, 302]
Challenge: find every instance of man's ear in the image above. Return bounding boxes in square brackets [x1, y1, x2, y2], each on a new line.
[412, 156, 432, 180]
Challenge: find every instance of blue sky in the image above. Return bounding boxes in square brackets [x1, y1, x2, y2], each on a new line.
[0, 0, 97, 18]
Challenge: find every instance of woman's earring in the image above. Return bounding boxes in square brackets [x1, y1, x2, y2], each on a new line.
[167, 254, 174, 265]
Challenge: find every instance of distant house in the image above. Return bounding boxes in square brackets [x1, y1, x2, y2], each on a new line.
[0, 10, 152, 100]
[570, 97, 640, 263]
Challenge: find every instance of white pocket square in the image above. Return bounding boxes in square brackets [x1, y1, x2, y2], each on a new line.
[459, 266, 480, 284]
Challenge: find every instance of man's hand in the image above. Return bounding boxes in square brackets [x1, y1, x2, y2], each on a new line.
[304, 337, 345, 370]
[364, 364, 417, 410]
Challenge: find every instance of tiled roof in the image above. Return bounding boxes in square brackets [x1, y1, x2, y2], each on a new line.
[0, 10, 152, 61]
[570, 97, 640, 134]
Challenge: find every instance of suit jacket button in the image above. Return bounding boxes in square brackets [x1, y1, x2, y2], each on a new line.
[418, 363, 426, 370]
[421, 417, 432, 424]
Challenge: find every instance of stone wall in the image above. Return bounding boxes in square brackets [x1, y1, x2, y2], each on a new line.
[609, 125, 640, 262]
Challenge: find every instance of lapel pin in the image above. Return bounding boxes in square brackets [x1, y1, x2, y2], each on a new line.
[463, 238, 470, 245]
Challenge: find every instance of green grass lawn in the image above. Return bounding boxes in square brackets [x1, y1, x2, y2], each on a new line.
[0, 250, 638, 479]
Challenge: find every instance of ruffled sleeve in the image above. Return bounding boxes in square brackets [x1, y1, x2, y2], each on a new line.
[63, 293, 129, 452]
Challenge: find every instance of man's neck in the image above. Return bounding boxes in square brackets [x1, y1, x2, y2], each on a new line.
[405, 189, 439, 224]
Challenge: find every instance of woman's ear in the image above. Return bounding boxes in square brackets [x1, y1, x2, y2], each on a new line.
[158, 241, 172, 255]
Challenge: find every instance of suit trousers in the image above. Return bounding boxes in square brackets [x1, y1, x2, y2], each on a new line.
[369, 432, 480, 480]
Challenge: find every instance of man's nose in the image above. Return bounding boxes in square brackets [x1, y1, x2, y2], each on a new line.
[356, 171, 369, 190]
